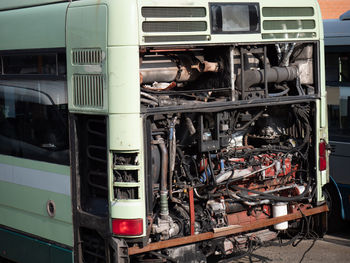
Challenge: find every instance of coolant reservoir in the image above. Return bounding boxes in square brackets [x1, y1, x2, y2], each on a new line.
[272, 202, 288, 230]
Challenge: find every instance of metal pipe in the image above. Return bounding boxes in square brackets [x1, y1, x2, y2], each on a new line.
[141, 98, 158, 106]
[141, 91, 158, 102]
[140, 54, 220, 84]
[156, 135, 169, 219]
[236, 66, 299, 91]
[230, 46, 235, 101]
[168, 118, 181, 204]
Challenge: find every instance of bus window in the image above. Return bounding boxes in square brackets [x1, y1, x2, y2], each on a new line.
[1, 53, 66, 76]
[0, 80, 69, 164]
[326, 52, 350, 141]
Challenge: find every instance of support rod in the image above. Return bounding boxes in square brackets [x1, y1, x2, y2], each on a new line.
[128, 204, 328, 255]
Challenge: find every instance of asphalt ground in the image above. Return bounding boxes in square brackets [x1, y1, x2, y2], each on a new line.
[226, 221, 350, 263]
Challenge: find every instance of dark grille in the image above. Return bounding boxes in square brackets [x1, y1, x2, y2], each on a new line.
[143, 21, 207, 32]
[142, 7, 206, 18]
[144, 35, 208, 43]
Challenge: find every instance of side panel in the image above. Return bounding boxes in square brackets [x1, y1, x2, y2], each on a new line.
[0, 155, 73, 247]
[0, 3, 68, 51]
[66, 4, 109, 113]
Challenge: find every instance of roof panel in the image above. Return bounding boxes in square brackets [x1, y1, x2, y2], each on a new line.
[0, 0, 70, 11]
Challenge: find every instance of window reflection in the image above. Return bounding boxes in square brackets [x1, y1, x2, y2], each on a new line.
[0, 80, 69, 164]
[326, 50, 350, 141]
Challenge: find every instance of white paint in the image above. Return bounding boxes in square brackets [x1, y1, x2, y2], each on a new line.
[0, 163, 70, 196]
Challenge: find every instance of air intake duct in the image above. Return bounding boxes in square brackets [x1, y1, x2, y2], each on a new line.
[236, 66, 299, 90]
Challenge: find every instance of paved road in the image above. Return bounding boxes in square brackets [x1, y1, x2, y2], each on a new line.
[227, 223, 350, 263]
[236, 234, 350, 263]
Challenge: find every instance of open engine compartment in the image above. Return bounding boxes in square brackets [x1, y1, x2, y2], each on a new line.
[130, 41, 322, 261]
[140, 42, 317, 108]
[140, 102, 317, 258]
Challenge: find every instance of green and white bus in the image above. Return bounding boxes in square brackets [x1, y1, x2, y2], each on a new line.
[0, 0, 329, 262]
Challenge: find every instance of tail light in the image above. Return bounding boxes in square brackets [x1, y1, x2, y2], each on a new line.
[112, 218, 143, 236]
[319, 141, 327, 171]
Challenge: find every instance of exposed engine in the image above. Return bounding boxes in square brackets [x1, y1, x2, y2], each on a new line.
[140, 43, 315, 107]
[137, 42, 319, 262]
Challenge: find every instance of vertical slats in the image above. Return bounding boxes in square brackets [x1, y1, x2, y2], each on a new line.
[73, 74, 104, 108]
[72, 48, 103, 65]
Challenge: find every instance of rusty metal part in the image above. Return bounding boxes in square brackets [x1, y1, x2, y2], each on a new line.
[128, 204, 328, 255]
[189, 188, 195, 235]
[140, 54, 220, 84]
[142, 81, 176, 91]
[146, 216, 154, 237]
[226, 208, 270, 226]
[234, 145, 254, 151]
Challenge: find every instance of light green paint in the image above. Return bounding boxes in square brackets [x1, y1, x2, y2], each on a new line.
[0, 154, 70, 176]
[108, 46, 140, 114]
[0, 157, 72, 246]
[0, 205, 73, 247]
[0, 181, 73, 246]
[0, 2, 68, 50]
[0, 0, 68, 11]
[66, 3, 109, 113]
[110, 200, 146, 219]
[0, 181, 72, 224]
[107, 0, 139, 46]
[109, 114, 142, 150]
[109, 119, 146, 236]
[137, 0, 321, 46]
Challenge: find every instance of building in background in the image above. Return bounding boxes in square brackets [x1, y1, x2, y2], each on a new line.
[318, 0, 350, 19]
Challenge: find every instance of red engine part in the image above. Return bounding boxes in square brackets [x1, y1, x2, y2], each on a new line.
[229, 154, 297, 179]
[226, 205, 271, 225]
[226, 204, 312, 227]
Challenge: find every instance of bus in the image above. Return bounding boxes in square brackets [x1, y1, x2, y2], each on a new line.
[324, 11, 350, 226]
[0, 1, 329, 262]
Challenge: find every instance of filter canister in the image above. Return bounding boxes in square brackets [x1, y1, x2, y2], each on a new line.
[272, 202, 288, 230]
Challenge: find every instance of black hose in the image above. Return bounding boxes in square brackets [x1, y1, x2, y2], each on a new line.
[176, 146, 194, 181]
[231, 175, 312, 202]
[156, 136, 168, 192]
[208, 152, 216, 186]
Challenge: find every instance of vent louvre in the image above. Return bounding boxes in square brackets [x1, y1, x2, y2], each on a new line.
[72, 48, 103, 65]
[261, 7, 316, 40]
[73, 74, 104, 108]
[262, 32, 315, 39]
[141, 6, 209, 43]
[263, 20, 315, 30]
[144, 35, 208, 43]
[143, 21, 207, 33]
[262, 7, 314, 17]
[142, 7, 206, 18]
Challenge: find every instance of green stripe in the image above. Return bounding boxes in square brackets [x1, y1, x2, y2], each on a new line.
[0, 227, 73, 263]
[0, 154, 70, 176]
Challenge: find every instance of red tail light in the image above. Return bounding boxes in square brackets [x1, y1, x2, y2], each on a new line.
[319, 141, 326, 171]
[112, 218, 143, 236]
